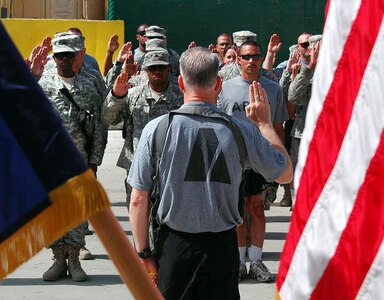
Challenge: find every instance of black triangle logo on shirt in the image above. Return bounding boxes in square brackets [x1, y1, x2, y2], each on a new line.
[184, 128, 231, 183]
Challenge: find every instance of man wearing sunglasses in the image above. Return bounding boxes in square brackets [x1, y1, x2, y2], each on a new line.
[38, 33, 104, 283]
[218, 40, 288, 283]
[297, 32, 312, 66]
[102, 49, 183, 210]
[134, 23, 149, 63]
[219, 30, 257, 81]
[288, 34, 320, 204]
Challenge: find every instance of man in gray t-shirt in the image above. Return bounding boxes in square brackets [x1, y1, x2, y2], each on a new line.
[115, 47, 292, 299]
[218, 40, 288, 283]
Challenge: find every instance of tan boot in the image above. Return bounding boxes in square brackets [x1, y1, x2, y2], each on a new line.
[43, 245, 67, 281]
[67, 246, 87, 282]
[280, 184, 292, 207]
[79, 246, 93, 260]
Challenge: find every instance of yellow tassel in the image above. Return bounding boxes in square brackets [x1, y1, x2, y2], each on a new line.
[0, 168, 110, 279]
[275, 287, 282, 300]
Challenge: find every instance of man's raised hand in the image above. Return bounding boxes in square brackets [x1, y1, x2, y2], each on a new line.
[246, 82, 272, 127]
[112, 72, 130, 98]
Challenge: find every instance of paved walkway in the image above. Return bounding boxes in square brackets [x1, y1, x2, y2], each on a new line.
[0, 130, 292, 300]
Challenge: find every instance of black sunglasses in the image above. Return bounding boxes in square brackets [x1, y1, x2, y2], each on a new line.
[299, 42, 310, 49]
[54, 52, 75, 59]
[137, 31, 146, 36]
[147, 65, 169, 72]
[240, 54, 262, 61]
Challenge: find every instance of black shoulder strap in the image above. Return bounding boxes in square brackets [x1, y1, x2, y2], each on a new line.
[60, 88, 81, 111]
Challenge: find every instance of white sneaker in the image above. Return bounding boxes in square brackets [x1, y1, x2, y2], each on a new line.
[248, 260, 274, 282]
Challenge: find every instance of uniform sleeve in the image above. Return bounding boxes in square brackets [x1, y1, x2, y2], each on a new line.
[279, 69, 291, 97]
[288, 65, 313, 106]
[102, 90, 129, 125]
[105, 60, 123, 92]
[89, 92, 105, 166]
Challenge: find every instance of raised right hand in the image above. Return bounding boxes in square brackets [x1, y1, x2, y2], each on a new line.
[246, 82, 272, 127]
[112, 72, 130, 98]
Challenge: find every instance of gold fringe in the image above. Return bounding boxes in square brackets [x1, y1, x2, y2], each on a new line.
[0, 168, 110, 279]
[275, 287, 281, 300]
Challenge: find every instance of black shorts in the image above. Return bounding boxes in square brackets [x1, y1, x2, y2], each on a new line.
[243, 169, 267, 196]
[155, 226, 240, 300]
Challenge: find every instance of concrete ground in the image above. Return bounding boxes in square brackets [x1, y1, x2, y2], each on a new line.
[0, 130, 292, 300]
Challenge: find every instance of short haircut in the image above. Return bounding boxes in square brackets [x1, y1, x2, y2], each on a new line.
[217, 33, 232, 44]
[179, 47, 219, 89]
[239, 41, 262, 54]
[68, 27, 82, 36]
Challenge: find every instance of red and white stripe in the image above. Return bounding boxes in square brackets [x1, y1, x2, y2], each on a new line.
[277, 0, 384, 299]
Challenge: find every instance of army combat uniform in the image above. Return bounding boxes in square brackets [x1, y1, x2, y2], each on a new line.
[103, 80, 183, 170]
[39, 71, 104, 248]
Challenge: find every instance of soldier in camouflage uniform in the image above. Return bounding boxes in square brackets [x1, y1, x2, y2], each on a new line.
[105, 38, 176, 90]
[288, 35, 321, 171]
[145, 25, 180, 77]
[38, 33, 104, 282]
[39, 33, 106, 259]
[102, 49, 183, 209]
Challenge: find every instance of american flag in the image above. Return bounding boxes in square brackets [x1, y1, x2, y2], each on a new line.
[277, 0, 384, 299]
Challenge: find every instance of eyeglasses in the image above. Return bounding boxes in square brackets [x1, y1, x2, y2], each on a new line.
[147, 65, 169, 72]
[54, 52, 75, 59]
[299, 42, 310, 49]
[137, 31, 146, 36]
[240, 54, 262, 61]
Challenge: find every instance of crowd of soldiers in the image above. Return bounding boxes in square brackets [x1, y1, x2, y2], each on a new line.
[25, 24, 321, 286]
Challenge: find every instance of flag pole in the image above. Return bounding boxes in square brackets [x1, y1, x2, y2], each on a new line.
[90, 208, 164, 300]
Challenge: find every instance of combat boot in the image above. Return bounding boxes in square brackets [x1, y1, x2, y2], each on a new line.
[67, 246, 87, 282]
[263, 185, 277, 210]
[43, 245, 67, 281]
[280, 184, 292, 207]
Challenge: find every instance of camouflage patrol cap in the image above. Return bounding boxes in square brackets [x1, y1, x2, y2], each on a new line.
[308, 34, 322, 48]
[145, 25, 166, 38]
[232, 31, 257, 47]
[51, 32, 85, 53]
[145, 38, 166, 51]
[143, 49, 169, 67]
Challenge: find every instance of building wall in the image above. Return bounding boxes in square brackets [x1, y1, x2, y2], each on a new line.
[0, 0, 105, 20]
[108, 0, 326, 62]
[2, 18, 124, 68]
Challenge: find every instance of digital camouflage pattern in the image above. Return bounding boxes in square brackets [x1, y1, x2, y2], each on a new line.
[219, 61, 241, 81]
[102, 80, 183, 170]
[38, 73, 104, 166]
[287, 64, 313, 139]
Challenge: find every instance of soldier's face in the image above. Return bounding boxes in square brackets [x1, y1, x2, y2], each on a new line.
[53, 52, 75, 75]
[146, 65, 170, 86]
[216, 36, 231, 57]
[237, 45, 263, 75]
[297, 34, 312, 60]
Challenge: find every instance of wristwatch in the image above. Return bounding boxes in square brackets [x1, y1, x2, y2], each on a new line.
[137, 248, 152, 259]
